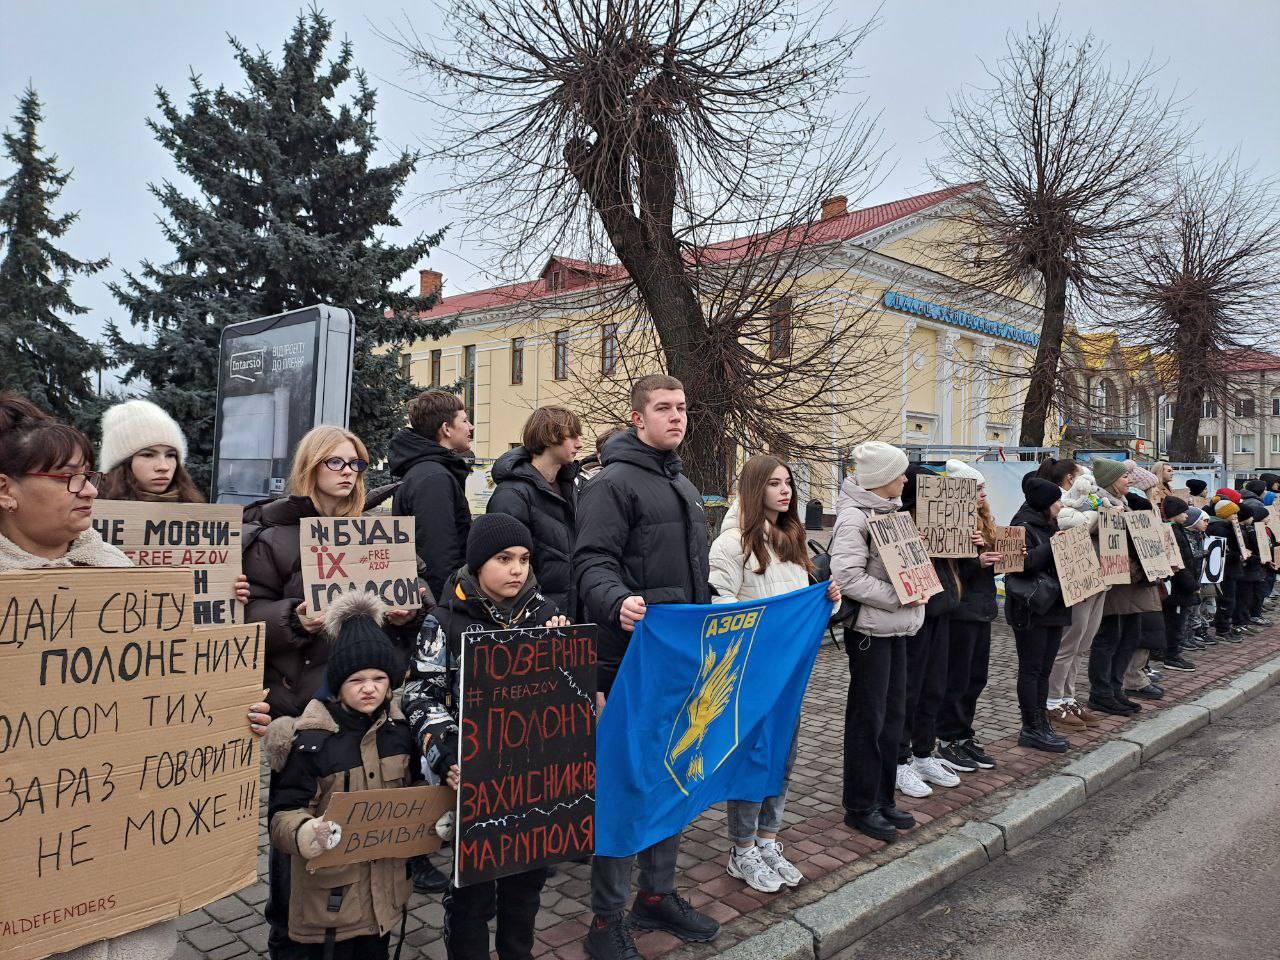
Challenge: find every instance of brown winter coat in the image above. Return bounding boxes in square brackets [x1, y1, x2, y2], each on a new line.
[1101, 493, 1163, 616]
[266, 698, 417, 944]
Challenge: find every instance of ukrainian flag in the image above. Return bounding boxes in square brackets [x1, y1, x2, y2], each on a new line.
[595, 583, 830, 857]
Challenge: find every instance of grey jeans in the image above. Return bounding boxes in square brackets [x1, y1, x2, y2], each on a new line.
[726, 724, 801, 843]
[591, 834, 681, 920]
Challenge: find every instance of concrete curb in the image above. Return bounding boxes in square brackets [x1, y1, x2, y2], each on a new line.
[766, 671, 1278, 960]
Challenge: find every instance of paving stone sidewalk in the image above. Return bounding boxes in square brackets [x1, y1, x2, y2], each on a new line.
[178, 622, 1280, 960]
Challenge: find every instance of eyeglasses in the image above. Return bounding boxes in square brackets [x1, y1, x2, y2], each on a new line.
[27, 471, 103, 493]
[322, 457, 369, 473]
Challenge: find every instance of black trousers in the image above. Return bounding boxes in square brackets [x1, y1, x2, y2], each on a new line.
[1215, 578, 1238, 633]
[842, 631, 907, 815]
[1088, 613, 1141, 702]
[1249, 577, 1267, 619]
[1162, 599, 1188, 660]
[277, 935, 391, 960]
[899, 615, 950, 763]
[443, 867, 548, 960]
[1013, 625, 1062, 726]
[937, 619, 991, 743]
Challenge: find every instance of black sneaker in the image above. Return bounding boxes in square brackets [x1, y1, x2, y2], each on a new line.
[959, 738, 997, 769]
[586, 917, 642, 960]
[879, 805, 917, 830]
[937, 741, 978, 772]
[1199, 634, 1219, 646]
[1221, 630, 1244, 643]
[1087, 695, 1134, 716]
[629, 892, 719, 943]
[1018, 723, 1068, 753]
[1163, 656, 1196, 671]
[412, 859, 449, 894]
[844, 809, 898, 842]
[1182, 638, 1205, 650]
[1250, 616, 1272, 626]
[1124, 684, 1165, 700]
[1115, 693, 1143, 711]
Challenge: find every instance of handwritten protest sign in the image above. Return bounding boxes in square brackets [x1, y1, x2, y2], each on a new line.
[1189, 495, 1209, 508]
[866, 511, 944, 604]
[457, 624, 598, 885]
[92, 502, 243, 626]
[1159, 519, 1183, 572]
[915, 475, 979, 558]
[1123, 510, 1173, 580]
[308, 786, 455, 871]
[1098, 508, 1132, 585]
[1263, 507, 1280, 564]
[1229, 516, 1252, 561]
[299, 516, 421, 614]
[992, 526, 1025, 574]
[0, 567, 261, 960]
[1051, 524, 1107, 607]
[1170, 487, 1191, 502]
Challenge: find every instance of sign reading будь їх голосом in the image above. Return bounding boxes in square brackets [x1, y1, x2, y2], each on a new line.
[882, 291, 1040, 346]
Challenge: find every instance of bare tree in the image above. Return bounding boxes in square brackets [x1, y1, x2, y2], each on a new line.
[389, 0, 891, 496]
[929, 17, 1187, 447]
[1119, 157, 1280, 462]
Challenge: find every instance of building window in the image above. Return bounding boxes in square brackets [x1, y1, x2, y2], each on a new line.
[462, 345, 476, 422]
[1233, 433, 1256, 455]
[548, 269, 565, 292]
[601, 323, 619, 376]
[430, 349, 442, 387]
[768, 297, 793, 360]
[399, 352, 413, 378]
[1272, 391, 1280, 416]
[1164, 402, 1174, 422]
[553, 331, 569, 380]
[1202, 398, 1219, 419]
[1272, 434, 1280, 455]
[1200, 434, 1219, 457]
[510, 337, 524, 385]
[1236, 397, 1256, 418]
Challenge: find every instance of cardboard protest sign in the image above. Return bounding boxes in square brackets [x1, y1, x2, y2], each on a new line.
[1123, 510, 1174, 580]
[1159, 520, 1183, 572]
[992, 525, 1025, 574]
[1147, 486, 1166, 510]
[915, 475, 979, 558]
[1051, 524, 1107, 607]
[299, 516, 421, 614]
[1263, 507, 1280, 556]
[866, 511, 944, 604]
[1201, 536, 1226, 585]
[308, 786, 456, 871]
[92, 501, 243, 626]
[457, 624, 597, 885]
[1189, 495, 1209, 508]
[1098, 508, 1132, 585]
[1170, 487, 1191, 502]
[0, 567, 261, 960]
[1228, 516, 1252, 561]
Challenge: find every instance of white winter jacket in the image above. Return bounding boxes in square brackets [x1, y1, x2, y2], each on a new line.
[709, 500, 812, 603]
[829, 480, 927, 637]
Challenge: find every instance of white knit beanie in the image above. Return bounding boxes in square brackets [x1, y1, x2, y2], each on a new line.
[853, 441, 909, 490]
[99, 400, 188, 473]
[944, 459, 986, 485]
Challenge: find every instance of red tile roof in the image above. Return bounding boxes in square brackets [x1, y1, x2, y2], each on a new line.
[422, 183, 980, 320]
[1225, 348, 1280, 372]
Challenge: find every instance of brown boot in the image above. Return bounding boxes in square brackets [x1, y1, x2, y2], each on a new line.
[1068, 702, 1102, 728]
[1047, 704, 1086, 731]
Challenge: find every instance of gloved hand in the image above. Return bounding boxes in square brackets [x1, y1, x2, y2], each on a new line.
[297, 818, 342, 859]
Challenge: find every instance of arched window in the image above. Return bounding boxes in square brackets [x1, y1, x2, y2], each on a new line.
[1270, 387, 1280, 418]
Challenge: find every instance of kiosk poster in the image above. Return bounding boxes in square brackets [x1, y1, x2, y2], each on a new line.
[1123, 511, 1174, 580]
[915, 476, 979, 558]
[1051, 524, 1107, 607]
[1098, 508, 1132, 585]
[992, 526, 1025, 574]
[866, 511, 944, 604]
[298, 516, 421, 614]
[0, 568, 262, 960]
[92, 502, 243, 626]
[456, 624, 597, 885]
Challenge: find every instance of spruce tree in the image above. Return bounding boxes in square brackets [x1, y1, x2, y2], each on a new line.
[0, 86, 107, 426]
[111, 10, 449, 488]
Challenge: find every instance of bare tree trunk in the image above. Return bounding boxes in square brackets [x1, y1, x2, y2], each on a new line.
[1018, 269, 1068, 447]
[1166, 321, 1212, 462]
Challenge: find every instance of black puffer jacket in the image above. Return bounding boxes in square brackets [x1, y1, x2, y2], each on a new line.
[243, 495, 418, 719]
[1206, 516, 1245, 578]
[572, 429, 710, 692]
[954, 557, 998, 622]
[1168, 522, 1201, 602]
[487, 445, 579, 611]
[1003, 503, 1070, 629]
[389, 429, 473, 601]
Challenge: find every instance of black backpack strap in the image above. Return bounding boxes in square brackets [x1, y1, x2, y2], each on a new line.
[322, 886, 346, 960]
[392, 905, 408, 960]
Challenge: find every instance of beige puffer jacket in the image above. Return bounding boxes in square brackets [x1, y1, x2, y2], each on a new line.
[709, 500, 810, 603]
[829, 480, 927, 637]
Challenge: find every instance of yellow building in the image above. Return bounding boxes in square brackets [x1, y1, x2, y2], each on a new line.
[403, 185, 1043, 506]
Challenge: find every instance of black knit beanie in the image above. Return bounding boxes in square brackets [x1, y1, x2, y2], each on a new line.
[1185, 479, 1207, 496]
[466, 513, 534, 575]
[1024, 477, 1063, 513]
[1161, 496, 1189, 520]
[323, 592, 403, 694]
[1245, 479, 1266, 496]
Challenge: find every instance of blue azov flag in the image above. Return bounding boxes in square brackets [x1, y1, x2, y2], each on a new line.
[596, 582, 829, 857]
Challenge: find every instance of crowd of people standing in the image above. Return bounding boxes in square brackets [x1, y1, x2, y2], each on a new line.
[3, 380, 1272, 960]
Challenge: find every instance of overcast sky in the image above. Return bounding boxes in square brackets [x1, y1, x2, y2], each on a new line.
[3, 0, 1278, 350]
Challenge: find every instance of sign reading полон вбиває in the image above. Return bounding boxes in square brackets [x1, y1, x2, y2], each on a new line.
[456, 624, 597, 886]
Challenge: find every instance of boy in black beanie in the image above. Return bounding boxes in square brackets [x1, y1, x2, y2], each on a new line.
[266, 592, 422, 959]
[402, 513, 568, 960]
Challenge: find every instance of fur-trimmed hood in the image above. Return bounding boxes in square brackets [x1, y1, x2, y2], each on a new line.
[264, 695, 407, 772]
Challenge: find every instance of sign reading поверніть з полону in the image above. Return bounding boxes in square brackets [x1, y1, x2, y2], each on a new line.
[883, 291, 1040, 347]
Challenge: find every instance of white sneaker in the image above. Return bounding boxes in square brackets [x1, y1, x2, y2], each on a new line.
[757, 841, 803, 887]
[727, 846, 784, 893]
[896, 762, 932, 798]
[913, 755, 961, 787]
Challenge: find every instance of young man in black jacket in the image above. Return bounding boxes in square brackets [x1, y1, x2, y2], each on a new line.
[573, 374, 717, 960]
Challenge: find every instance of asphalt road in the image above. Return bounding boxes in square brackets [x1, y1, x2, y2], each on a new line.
[836, 686, 1280, 960]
